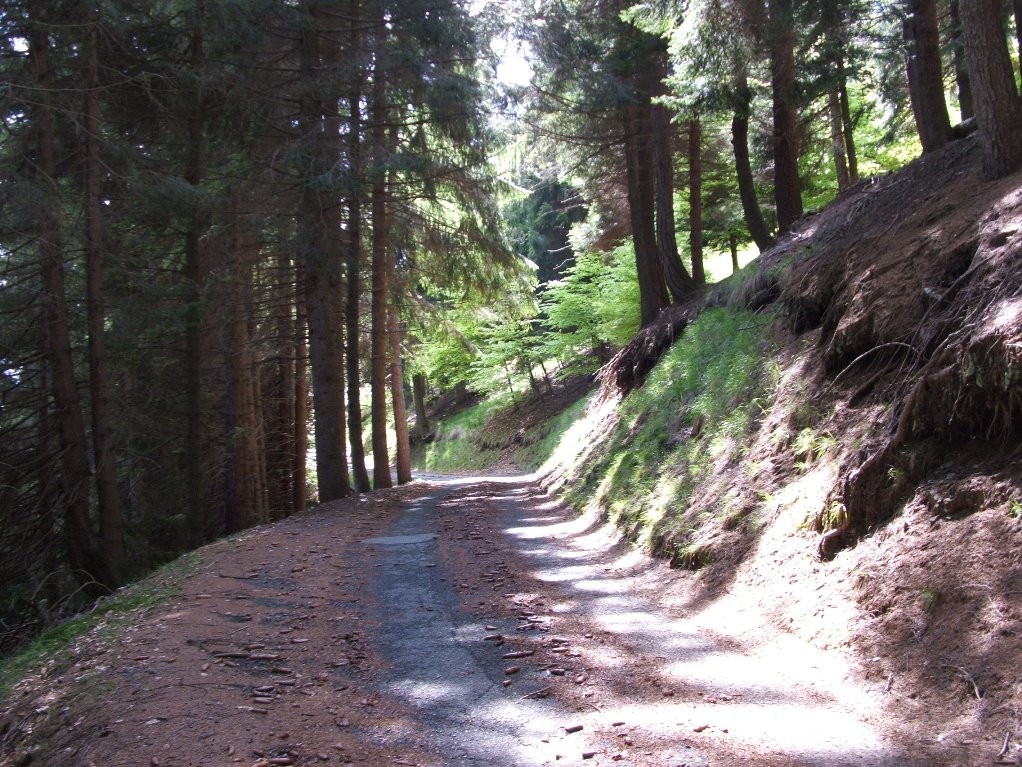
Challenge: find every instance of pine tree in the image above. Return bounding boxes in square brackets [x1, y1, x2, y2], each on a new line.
[960, 0, 1022, 178]
[904, 0, 953, 152]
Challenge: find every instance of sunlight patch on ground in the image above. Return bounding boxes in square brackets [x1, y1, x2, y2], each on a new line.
[391, 679, 460, 704]
[487, 474, 902, 766]
[593, 701, 890, 761]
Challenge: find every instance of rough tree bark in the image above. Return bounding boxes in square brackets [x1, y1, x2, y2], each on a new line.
[837, 61, 859, 183]
[266, 251, 296, 520]
[1014, 0, 1022, 93]
[344, 0, 372, 493]
[731, 68, 775, 252]
[651, 102, 696, 302]
[949, 0, 975, 119]
[904, 0, 953, 152]
[623, 101, 670, 327]
[960, 0, 1022, 178]
[768, 0, 803, 234]
[411, 373, 430, 441]
[294, 264, 309, 514]
[300, 2, 350, 502]
[648, 50, 696, 303]
[688, 116, 706, 285]
[29, 0, 113, 592]
[184, 0, 209, 544]
[83, 3, 123, 575]
[370, 57, 393, 490]
[225, 205, 269, 532]
[829, 89, 851, 190]
[387, 268, 412, 485]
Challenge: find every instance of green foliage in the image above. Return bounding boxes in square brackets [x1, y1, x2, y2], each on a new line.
[539, 250, 608, 368]
[793, 428, 836, 470]
[501, 176, 587, 285]
[414, 241, 641, 401]
[513, 393, 594, 471]
[408, 309, 481, 391]
[1009, 499, 1022, 519]
[822, 500, 848, 531]
[565, 307, 776, 546]
[538, 246, 639, 370]
[672, 542, 715, 570]
[468, 317, 544, 397]
[592, 245, 642, 347]
[920, 586, 941, 613]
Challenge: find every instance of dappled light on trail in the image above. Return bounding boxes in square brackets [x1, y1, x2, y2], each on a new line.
[472, 474, 912, 767]
[348, 473, 920, 765]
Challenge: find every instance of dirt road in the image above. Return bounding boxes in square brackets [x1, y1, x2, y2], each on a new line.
[2, 475, 923, 766]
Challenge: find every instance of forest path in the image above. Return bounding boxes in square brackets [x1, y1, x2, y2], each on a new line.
[361, 475, 918, 767]
[3, 475, 921, 767]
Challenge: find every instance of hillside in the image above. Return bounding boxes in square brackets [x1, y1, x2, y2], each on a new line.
[428, 132, 1022, 763]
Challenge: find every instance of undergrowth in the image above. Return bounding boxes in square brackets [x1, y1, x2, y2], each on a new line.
[565, 307, 777, 551]
[416, 305, 777, 564]
[413, 392, 513, 472]
[0, 553, 199, 701]
[514, 393, 594, 471]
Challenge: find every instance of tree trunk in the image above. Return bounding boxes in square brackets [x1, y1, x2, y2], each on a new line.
[904, 0, 953, 152]
[225, 205, 270, 532]
[950, 0, 975, 119]
[729, 233, 740, 274]
[83, 4, 123, 575]
[185, 0, 208, 545]
[837, 61, 859, 183]
[961, 0, 1022, 178]
[731, 69, 775, 252]
[387, 274, 412, 485]
[345, 208, 371, 494]
[345, 0, 372, 493]
[300, 3, 350, 502]
[411, 373, 430, 440]
[526, 366, 541, 396]
[688, 116, 706, 285]
[294, 264, 309, 514]
[539, 361, 554, 394]
[623, 102, 670, 327]
[650, 92, 695, 302]
[769, 0, 804, 234]
[266, 251, 296, 520]
[829, 89, 851, 190]
[370, 58, 393, 490]
[1014, 0, 1022, 93]
[29, 0, 113, 593]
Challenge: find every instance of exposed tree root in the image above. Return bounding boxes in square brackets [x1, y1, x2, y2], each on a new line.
[598, 298, 704, 396]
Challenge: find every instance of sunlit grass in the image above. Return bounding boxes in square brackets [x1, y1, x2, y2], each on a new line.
[412, 391, 515, 472]
[556, 307, 776, 552]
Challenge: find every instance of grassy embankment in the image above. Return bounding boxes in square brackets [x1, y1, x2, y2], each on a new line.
[412, 294, 779, 566]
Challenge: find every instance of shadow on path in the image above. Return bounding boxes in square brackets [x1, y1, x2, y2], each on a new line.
[364, 474, 920, 767]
